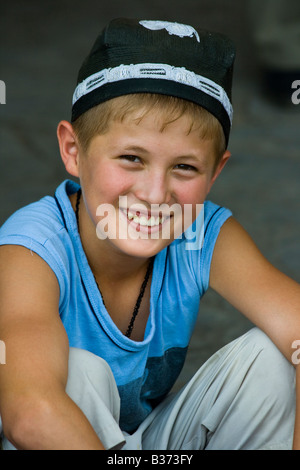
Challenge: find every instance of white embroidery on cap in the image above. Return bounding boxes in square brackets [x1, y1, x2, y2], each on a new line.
[72, 63, 233, 124]
[139, 20, 200, 43]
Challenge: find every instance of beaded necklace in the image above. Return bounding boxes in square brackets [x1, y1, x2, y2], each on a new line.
[75, 189, 153, 338]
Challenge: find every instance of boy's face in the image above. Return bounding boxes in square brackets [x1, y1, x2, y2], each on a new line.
[71, 109, 229, 259]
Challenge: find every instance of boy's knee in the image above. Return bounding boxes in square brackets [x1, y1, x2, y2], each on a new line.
[68, 347, 113, 378]
[66, 348, 123, 445]
[67, 347, 117, 396]
[244, 328, 295, 409]
[246, 327, 292, 370]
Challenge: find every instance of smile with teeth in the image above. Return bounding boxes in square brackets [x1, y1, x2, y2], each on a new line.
[127, 210, 166, 227]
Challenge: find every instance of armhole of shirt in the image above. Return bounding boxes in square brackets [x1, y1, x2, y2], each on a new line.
[199, 205, 232, 294]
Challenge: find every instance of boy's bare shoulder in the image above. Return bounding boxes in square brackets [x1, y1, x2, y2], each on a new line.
[0, 244, 60, 307]
[210, 216, 300, 333]
[0, 243, 66, 354]
[210, 216, 270, 291]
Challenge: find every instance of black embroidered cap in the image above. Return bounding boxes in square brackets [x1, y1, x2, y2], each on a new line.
[71, 18, 236, 146]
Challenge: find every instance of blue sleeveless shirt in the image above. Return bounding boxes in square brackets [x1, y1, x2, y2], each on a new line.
[0, 180, 232, 432]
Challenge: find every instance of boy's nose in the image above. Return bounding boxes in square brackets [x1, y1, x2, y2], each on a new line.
[134, 172, 171, 206]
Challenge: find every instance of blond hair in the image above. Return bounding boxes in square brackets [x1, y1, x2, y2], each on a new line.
[72, 93, 226, 165]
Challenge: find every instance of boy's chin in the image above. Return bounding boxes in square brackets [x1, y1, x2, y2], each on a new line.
[109, 237, 171, 259]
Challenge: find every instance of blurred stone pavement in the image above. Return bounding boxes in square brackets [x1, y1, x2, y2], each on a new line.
[0, 0, 299, 389]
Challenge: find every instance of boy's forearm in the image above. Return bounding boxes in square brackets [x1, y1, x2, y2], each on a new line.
[5, 392, 106, 450]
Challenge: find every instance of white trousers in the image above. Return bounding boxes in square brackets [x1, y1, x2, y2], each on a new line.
[1, 327, 296, 450]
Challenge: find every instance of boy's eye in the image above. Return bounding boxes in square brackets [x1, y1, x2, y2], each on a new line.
[119, 155, 141, 163]
[174, 163, 197, 172]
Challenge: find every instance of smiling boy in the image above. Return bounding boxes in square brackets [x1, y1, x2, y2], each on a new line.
[61, 94, 228, 262]
[0, 18, 299, 450]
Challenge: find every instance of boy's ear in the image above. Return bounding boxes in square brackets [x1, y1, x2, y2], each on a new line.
[208, 150, 231, 191]
[57, 120, 80, 177]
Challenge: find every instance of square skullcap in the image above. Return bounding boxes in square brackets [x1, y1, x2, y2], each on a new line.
[71, 18, 236, 146]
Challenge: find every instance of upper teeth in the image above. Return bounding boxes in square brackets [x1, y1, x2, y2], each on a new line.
[127, 211, 165, 226]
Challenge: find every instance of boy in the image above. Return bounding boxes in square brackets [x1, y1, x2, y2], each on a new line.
[0, 18, 299, 450]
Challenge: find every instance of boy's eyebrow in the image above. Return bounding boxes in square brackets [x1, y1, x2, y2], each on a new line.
[123, 145, 202, 161]
[173, 154, 201, 162]
[123, 145, 150, 154]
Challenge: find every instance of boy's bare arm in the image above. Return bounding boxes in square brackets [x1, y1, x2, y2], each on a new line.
[210, 217, 300, 449]
[209, 216, 300, 361]
[0, 245, 105, 450]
